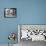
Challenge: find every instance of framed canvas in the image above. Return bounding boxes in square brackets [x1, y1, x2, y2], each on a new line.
[4, 8, 17, 18]
[18, 24, 46, 41]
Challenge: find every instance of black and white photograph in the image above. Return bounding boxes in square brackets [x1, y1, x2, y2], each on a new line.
[4, 8, 17, 18]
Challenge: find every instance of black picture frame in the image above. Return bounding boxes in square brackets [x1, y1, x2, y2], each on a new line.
[4, 8, 17, 18]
